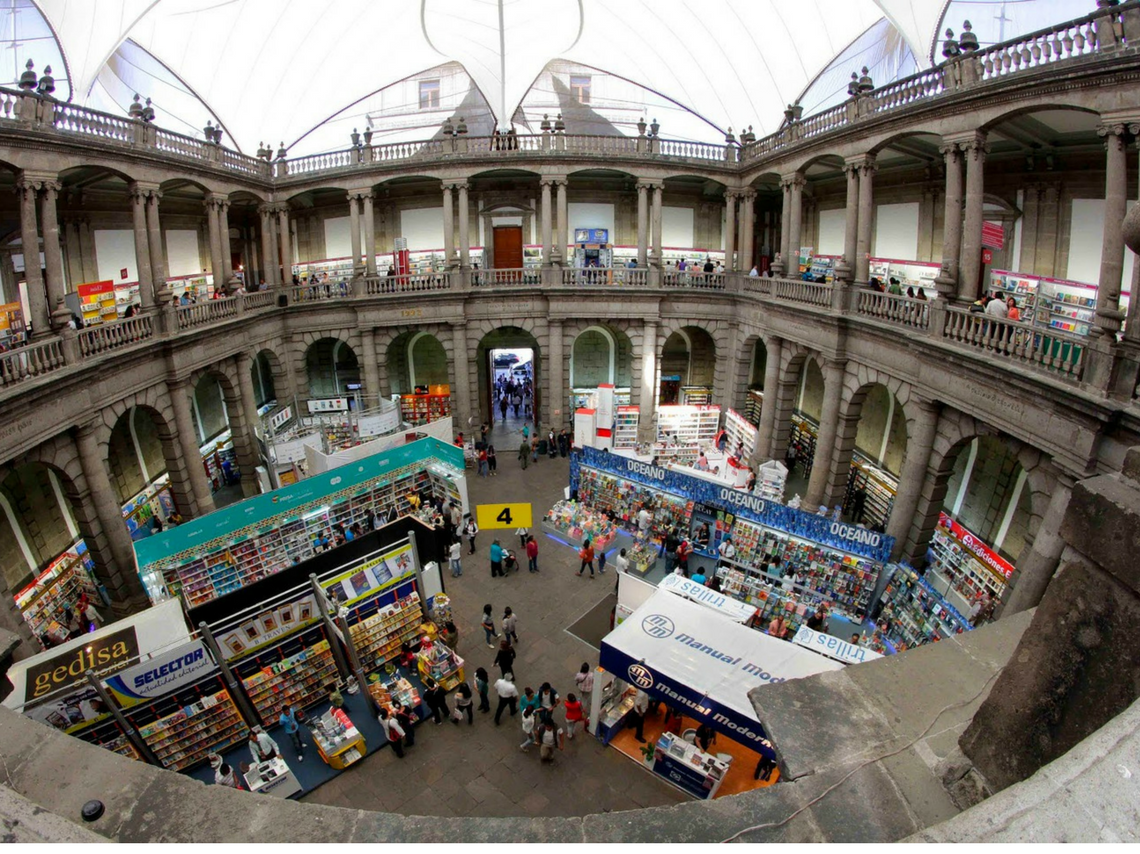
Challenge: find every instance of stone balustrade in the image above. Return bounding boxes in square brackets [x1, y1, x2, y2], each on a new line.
[363, 273, 450, 295]
[175, 296, 238, 329]
[77, 314, 154, 356]
[0, 336, 64, 387]
[941, 305, 1086, 380]
[857, 290, 931, 330]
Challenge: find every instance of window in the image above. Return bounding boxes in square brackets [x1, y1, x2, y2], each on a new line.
[570, 75, 591, 104]
[419, 79, 440, 110]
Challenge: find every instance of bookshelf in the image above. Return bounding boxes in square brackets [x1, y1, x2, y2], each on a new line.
[348, 592, 424, 674]
[400, 393, 452, 426]
[655, 405, 720, 444]
[843, 455, 897, 530]
[744, 390, 763, 427]
[724, 408, 757, 459]
[75, 719, 142, 762]
[136, 688, 248, 771]
[241, 637, 339, 726]
[16, 544, 98, 639]
[0, 302, 26, 349]
[613, 406, 640, 449]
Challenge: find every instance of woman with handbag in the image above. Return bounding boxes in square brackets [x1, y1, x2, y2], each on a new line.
[377, 708, 406, 758]
[453, 681, 474, 725]
[493, 639, 516, 680]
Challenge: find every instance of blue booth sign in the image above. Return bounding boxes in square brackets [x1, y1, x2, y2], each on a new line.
[574, 228, 609, 244]
[571, 447, 894, 562]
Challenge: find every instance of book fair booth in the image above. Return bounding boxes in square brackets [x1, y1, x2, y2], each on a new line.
[4, 511, 456, 799]
[591, 587, 841, 799]
[565, 445, 973, 654]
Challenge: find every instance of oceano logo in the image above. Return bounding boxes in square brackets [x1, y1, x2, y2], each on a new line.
[641, 614, 675, 639]
[626, 458, 666, 481]
[628, 663, 654, 689]
[829, 522, 881, 547]
[718, 488, 766, 516]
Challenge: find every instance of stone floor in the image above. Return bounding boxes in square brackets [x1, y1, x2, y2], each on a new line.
[301, 415, 688, 817]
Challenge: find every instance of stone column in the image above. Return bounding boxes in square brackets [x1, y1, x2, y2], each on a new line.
[651, 184, 663, 266]
[15, 177, 48, 337]
[346, 192, 362, 275]
[804, 358, 846, 509]
[1092, 122, 1129, 338]
[854, 156, 875, 286]
[440, 183, 454, 269]
[233, 353, 263, 498]
[723, 190, 737, 272]
[78, 218, 97, 282]
[547, 319, 564, 427]
[144, 189, 167, 300]
[38, 180, 66, 324]
[957, 132, 987, 304]
[204, 194, 225, 293]
[168, 379, 215, 515]
[554, 178, 568, 265]
[1001, 470, 1074, 614]
[359, 193, 377, 276]
[277, 205, 292, 281]
[636, 182, 649, 267]
[360, 328, 380, 402]
[741, 190, 756, 272]
[934, 142, 965, 299]
[540, 178, 554, 266]
[885, 398, 940, 558]
[775, 180, 793, 273]
[63, 216, 83, 288]
[638, 322, 658, 441]
[786, 174, 805, 275]
[839, 160, 861, 283]
[75, 422, 150, 614]
[258, 206, 277, 288]
[129, 183, 156, 309]
[457, 181, 471, 268]
[753, 336, 783, 464]
[451, 322, 472, 427]
[218, 199, 234, 287]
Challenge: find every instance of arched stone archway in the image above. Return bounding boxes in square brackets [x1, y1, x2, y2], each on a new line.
[474, 325, 542, 427]
[305, 337, 361, 398]
[658, 325, 717, 406]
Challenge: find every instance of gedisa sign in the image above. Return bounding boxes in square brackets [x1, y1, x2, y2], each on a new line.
[24, 627, 140, 703]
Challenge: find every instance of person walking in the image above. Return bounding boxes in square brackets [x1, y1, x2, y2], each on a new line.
[423, 679, 450, 725]
[538, 720, 565, 763]
[393, 701, 417, 746]
[597, 548, 607, 575]
[574, 663, 594, 710]
[526, 535, 539, 573]
[454, 680, 474, 725]
[564, 693, 587, 739]
[515, 525, 530, 549]
[279, 703, 305, 761]
[490, 539, 505, 578]
[519, 685, 539, 716]
[449, 538, 463, 577]
[537, 682, 560, 724]
[465, 516, 479, 555]
[493, 675, 519, 725]
[493, 638, 516, 680]
[487, 445, 498, 476]
[481, 604, 499, 647]
[520, 707, 537, 751]
[630, 689, 649, 742]
[518, 438, 530, 470]
[378, 708, 406, 758]
[502, 607, 519, 646]
[577, 539, 596, 577]
[475, 667, 491, 713]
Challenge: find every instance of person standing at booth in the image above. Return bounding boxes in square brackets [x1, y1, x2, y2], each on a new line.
[279, 704, 305, 762]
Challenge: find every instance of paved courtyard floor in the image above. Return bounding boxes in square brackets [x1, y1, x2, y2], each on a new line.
[301, 416, 688, 817]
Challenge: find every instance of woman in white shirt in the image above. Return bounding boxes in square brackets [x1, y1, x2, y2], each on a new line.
[574, 662, 595, 710]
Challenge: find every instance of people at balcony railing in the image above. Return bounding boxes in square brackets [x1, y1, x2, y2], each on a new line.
[887, 278, 903, 296]
[984, 292, 1008, 319]
[749, 265, 759, 277]
[1007, 298, 1020, 321]
[702, 258, 714, 274]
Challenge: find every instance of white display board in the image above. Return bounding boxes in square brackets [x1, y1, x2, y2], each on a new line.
[568, 203, 615, 241]
[164, 229, 201, 277]
[399, 207, 445, 251]
[324, 216, 352, 260]
[94, 229, 139, 283]
[1067, 198, 1136, 287]
[662, 206, 695, 249]
[817, 208, 846, 256]
[872, 203, 920, 261]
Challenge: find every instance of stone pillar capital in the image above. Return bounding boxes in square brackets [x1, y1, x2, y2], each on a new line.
[636, 179, 663, 190]
[740, 189, 756, 202]
[1097, 122, 1130, 140]
[451, 178, 470, 191]
[128, 181, 162, 199]
[346, 190, 369, 202]
[952, 132, 988, 159]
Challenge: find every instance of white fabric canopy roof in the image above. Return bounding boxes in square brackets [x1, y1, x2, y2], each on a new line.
[30, 0, 1045, 153]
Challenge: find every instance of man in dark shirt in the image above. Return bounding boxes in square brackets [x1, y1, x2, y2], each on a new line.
[703, 258, 715, 273]
[806, 607, 827, 632]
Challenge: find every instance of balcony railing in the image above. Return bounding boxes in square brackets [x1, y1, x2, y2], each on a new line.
[561, 267, 649, 287]
[240, 289, 276, 309]
[176, 296, 238, 329]
[363, 273, 450, 295]
[942, 307, 1085, 380]
[663, 270, 726, 290]
[0, 337, 64, 386]
[770, 278, 832, 307]
[291, 281, 352, 302]
[77, 315, 154, 356]
[472, 268, 538, 287]
[857, 290, 931, 330]
[154, 128, 209, 161]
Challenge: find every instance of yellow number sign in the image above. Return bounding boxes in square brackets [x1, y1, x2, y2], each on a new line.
[476, 503, 533, 530]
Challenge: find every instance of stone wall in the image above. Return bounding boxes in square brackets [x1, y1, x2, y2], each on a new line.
[192, 376, 228, 444]
[0, 466, 73, 590]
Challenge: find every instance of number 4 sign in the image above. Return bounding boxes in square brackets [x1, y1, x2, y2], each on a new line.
[475, 503, 533, 530]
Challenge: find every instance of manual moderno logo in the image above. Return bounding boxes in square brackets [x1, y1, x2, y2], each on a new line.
[641, 614, 675, 639]
[627, 663, 654, 689]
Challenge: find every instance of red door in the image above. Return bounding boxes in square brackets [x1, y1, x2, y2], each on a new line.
[493, 226, 523, 269]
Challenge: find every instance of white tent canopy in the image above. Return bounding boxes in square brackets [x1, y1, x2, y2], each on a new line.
[600, 590, 841, 749]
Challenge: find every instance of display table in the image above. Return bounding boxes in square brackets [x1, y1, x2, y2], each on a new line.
[242, 756, 302, 798]
[651, 731, 728, 800]
[312, 708, 366, 770]
[625, 542, 659, 577]
[542, 500, 617, 550]
[416, 640, 465, 691]
[368, 673, 423, 717]
[595, 690, 635, 745]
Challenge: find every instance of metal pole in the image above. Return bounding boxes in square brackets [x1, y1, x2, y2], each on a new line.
[84, 669, 162, 767]
[199, 622, 260, 727]
[407, 530, 430, 620]
[337, 608, 377, 714]
[309, 574, 352, 680]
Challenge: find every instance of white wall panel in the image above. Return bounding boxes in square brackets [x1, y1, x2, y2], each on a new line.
[872, 202, 919, 260]
[817, 209, 846, 255]
[324, 216, 352, 259]
[662, 206, 694, 249]
[165, 229, 200, 277]
[1068, 198, 1136, 287]
[399, 207, 445, 251]
[94, 229, 138, 283]
[568, 203, 615, 241]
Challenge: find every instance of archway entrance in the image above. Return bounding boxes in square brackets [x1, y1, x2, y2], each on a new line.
[659, 326, 716, 406]
[475, 327, 540, 435]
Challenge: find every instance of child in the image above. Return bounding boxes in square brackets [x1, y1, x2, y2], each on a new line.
[515, 525, 530, 549]
[520, 707, 536, 751]
[481, 604, 499, 648]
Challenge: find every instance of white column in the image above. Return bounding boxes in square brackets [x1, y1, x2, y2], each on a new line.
[650, 184, 663, 266]
[277, 205, 292, 281]
[39, 179, 67, 324]
[347, 192, 363, 275]
[130, 183, 156, 307]
[854, 157, 876, 286]
[204, 195, 225, 292]
[636, 182, 649, 267]
[740, 190, 755, 272]
[554, 178, 568, 264]
[457, 181, 471, 269]
[218, 199, 234, 286]
[441, 182, 455, 268]
[540, 178, 553, 266]
[957, 132, 987, 304]
[16, 176, 48, 336]
[724, 190, 737, 272]
[363, 194, 377, 277]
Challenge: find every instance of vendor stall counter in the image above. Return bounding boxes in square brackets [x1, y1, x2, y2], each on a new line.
[312, 707, 366, 769]
[243, 756, 303, 798]
[653, 731, 729, 799]
[417, 640, 465, 691]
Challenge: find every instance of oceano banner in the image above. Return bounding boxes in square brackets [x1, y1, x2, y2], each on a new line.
[571, 447, 894, 562]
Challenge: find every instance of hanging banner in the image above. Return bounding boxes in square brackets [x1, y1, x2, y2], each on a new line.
[103, 640, 218, 707]
[322, 542, 415, 607]
[791, 626, 883, 666]
[571, 447, 894, 562]
[213, 594, 319, 661]
[938, 512, 1014, 580]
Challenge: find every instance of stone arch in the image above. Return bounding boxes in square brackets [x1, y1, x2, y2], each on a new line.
[250, 346, 287, 407]
[303, 336, 360, 398]
[0, 455, 85, 593]
[658, 324, 717, 405]
[569, 323, 634, 389]
[386, 328, 453, 395]
[977, 103, 1101, 134]
[474, 323, 543, 425]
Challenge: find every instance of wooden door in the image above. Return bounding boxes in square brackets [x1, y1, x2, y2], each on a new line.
[493, 226, 523, 269]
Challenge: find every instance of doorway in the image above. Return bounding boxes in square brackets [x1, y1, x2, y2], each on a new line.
[493, 226, 523, 269]
[489, 348, 534, 425]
